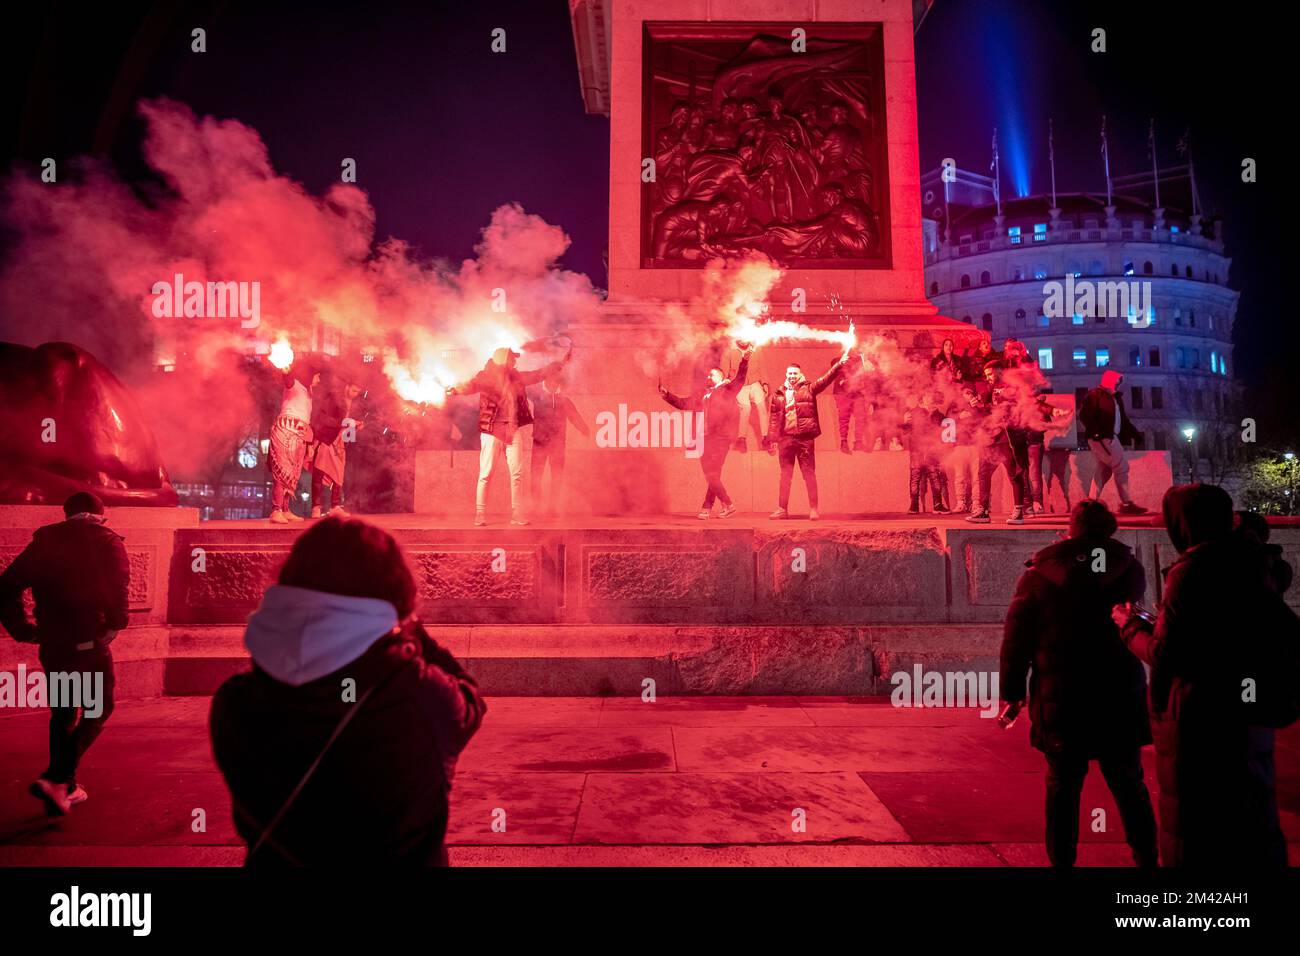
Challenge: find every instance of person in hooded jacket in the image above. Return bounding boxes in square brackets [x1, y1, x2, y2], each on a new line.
[1234, 510, 1294, 596]
[0, 491, 129, 816]
[1000, 499, 1158, 867]
[1114, 484, 1298, 868]
[210, 516, 486, 866]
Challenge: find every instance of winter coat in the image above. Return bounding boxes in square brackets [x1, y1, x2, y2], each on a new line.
[661, 353, 750, 441]
[1001, 536, 1149, 754]
[0, 515, 130, 660]
[767, 360, 843, 441]
[1079, 387, 1141, 445]
[1122, 484, 1297, 867]
[210, 585, 486, 867]
[462, 360, 564, 434]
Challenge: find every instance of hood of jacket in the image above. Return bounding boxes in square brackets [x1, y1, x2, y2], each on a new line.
[1162, 483, 1233, 554]
[1028, 536, 1135, 587]
[243, 584, 399, 687]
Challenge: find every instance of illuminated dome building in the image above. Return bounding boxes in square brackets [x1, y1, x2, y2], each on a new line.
[919, 164, 1239, 463]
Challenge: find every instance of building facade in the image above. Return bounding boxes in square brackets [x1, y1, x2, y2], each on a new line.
[920, 169, 1239, 461]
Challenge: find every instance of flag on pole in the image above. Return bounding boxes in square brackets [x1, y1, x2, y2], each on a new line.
[991, 127, 1001, 214]
[1148, 118, 1161, 209]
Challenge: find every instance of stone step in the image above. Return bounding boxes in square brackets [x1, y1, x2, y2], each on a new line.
[162, 623, 1002, 697]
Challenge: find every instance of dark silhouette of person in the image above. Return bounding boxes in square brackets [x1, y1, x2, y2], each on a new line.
[660, 345, 753, 518]
[0, 491, 129, 815]
[1115, 484, 1299, 867]
[210, 517, 486, 866]
[1001, 499, 1158, 867]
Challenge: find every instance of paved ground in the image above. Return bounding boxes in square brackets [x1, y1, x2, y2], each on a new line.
[2, 695, 1297, 866]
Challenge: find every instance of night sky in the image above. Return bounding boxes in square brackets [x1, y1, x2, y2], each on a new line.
[0, 1, 1290, 431]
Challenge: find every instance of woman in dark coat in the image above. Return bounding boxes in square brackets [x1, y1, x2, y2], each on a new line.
[210, 517, 486, 866]
[1116, 484, 1295, 867]
[1001, 499, 1157, 866]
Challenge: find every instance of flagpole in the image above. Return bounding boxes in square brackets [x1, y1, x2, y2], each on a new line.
[1048, 118, 1057, 208]
[1148, 118, 1161, 209]
[991, 127, 1001, 217]
[1187, 129, 1200, 218]
[1101, 115, 1112, 206]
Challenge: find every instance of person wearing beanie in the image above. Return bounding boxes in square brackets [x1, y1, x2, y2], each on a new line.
[0, 492, 129, 815]
[1079, 369, 1146, 515]
[448, 344, 570, 527]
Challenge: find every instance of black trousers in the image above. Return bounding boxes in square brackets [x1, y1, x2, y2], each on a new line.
[908, 460, 949, 509]
[40, 646, 116, 787]
[532, 438, 566, 513]
[777, 437, 818, 509]
[700, 438, 731, 509]
[977, 442, 1027, 510]
[310, 468, 343, 510]
[1044, 748, 1158, 867]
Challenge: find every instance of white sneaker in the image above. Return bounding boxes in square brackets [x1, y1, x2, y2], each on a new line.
[67, 785, 88, 807]
[769, 508, 789, 519]
[473, 514, 487, 527]
[510, 518, 530, 526]
[697, 511, 711, 520]
[808, 509, 820, 521]
[717, 505, 737, 518]
[872, 438, 884, 451]
[888, 438, 904, 451]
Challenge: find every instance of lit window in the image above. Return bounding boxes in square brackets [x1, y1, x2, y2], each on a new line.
[1096, 349, 1110, 367]
[1123, 261, 1135, 276]
[1210, 352, 1218, 373]
[1033, 264, 1048, 280]
[1170, 225, 1180, 234]
[1033, 223, 1047, 241]
[1038, 347, 1053, 369]
[1072, 348, 1087, 368]
[1129, 346, 1142, 366]
[1072, 313, 1084, 326]
[1037, 313, 1050, 328]
[1008, 226, 1022, 244]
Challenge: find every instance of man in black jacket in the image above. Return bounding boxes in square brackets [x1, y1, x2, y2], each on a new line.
[659, 345, 753, 518]
[763, 348, 849, 519]
[0, 492, 129, 815]
[1079, 369, 1145, 515]
[1000, 499, 1157, 867]
[450, 346, 569, 527]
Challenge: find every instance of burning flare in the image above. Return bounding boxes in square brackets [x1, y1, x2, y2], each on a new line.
[268, 336, 294, 371]
[714, 258, 856, 352]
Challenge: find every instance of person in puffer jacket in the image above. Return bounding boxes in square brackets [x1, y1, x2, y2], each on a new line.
[210, 516, 486, 866]
[1000, 499, 1156, 867]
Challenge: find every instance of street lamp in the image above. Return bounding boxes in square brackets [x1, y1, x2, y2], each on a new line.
[1182, 426, 1197, 483]
[1286, 452, 1297, 515]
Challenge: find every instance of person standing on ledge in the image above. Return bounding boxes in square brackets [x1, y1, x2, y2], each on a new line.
[528, 371, 590, 517]
[1079, 369, 1146, 515]
[448, 344, 570, 527]
[0, 492, 129, 816]
[659, 343, 754, 519]
[269, 361, 319, 523]
[763, 346, 849, 520]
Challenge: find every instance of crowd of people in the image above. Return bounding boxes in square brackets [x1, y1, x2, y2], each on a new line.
[1, 487, 1293, 867]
